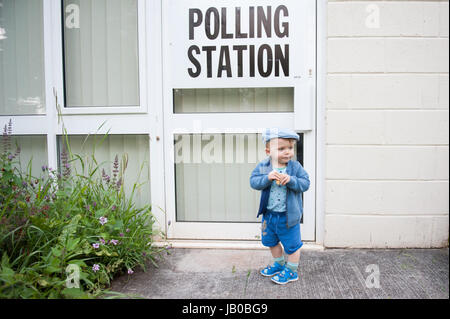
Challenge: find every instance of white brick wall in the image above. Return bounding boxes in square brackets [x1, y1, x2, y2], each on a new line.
[325, 0, 449, 248]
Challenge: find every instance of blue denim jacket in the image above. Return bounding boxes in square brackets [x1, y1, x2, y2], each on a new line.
[249, 157, 310, 228]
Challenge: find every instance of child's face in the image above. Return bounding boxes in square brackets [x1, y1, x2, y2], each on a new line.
[265, 138, 295, 165]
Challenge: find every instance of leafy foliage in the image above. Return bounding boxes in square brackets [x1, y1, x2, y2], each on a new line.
[0, 120, 166, 298]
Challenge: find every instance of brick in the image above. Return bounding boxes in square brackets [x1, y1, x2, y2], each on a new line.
[328, 2, 441, 37]
[326, 180, 449, 214]
[326, 110, 449, 145]
[328, 38, 449, 73]
[326, 145, 449, 180]
[327, 74, 448, 109]
[324, 214, 449, 248]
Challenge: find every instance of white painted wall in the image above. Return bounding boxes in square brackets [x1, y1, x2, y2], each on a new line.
[324, 0, 449, 248]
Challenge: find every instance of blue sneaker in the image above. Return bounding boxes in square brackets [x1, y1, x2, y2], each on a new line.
[271, 267, 299, 285]
[260, 262, 285, 277]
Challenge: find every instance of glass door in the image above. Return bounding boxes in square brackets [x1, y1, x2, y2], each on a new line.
[161, 0, 316, 241]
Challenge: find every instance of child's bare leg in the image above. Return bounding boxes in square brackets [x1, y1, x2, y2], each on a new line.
[284, 248, 301, 274]
[270, 243, 283, 258]
[287, 248, 300, 264]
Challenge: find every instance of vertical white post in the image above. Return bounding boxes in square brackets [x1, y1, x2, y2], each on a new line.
[43, 0, 58, 171]
[147, 0, 167, 238]
[315, 0, 327, 246]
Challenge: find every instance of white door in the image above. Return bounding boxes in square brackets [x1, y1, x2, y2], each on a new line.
[161, 0, 316, 241]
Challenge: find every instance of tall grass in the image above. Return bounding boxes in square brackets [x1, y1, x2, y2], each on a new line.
[0, 119, 166, 299]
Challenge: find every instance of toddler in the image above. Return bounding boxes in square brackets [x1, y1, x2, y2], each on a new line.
[249, 127, 310, 285]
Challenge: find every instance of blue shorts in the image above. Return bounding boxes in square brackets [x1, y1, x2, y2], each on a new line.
[261, 210, 303, 255]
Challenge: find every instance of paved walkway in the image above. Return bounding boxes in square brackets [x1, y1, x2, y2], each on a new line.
[110, 248, 449, 299]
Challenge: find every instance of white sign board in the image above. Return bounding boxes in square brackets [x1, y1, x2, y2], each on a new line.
[164, 0, 314, 89]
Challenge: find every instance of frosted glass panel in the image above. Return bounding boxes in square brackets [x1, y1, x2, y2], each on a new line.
[174, 133, 298, 222]
[0, 0, 45, 115]
[174, 88, 294, 113]
[63, 0, 139, 107]
[10, 136, 48, 178]
[61, 135, 150, 209]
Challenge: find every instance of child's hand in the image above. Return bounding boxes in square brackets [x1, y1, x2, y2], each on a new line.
[268, 170, 282, 182]
[278, 174, 291, 186]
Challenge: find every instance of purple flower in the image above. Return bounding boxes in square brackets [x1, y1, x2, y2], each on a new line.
[99, 238, 105, 245]
[127, 269, 134, 275]
[92, 243, 100, 249]
[2, 122, 11, 155]
[126, 228, 130, 233]
[112, 155, 119, 181]
[99, 216, 108, 225]
[60, 147, 71, 178]
[2, 121, 12, 154]
[92, 264, 100, 272]
[110, 239, 118, 246]
[102, 169, 111, 184]
[7, 119, 12, 136]
[116, 178, 122, 190]
[111, 205, 117, 211]
[119, 233, 124, 237]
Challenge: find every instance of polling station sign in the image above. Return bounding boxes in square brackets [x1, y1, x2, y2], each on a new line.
[164, 0, 314, 88]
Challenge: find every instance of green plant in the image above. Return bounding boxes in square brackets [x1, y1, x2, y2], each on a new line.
[0, 119, 166, 298]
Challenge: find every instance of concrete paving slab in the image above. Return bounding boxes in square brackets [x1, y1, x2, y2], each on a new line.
[110, 248, 449, 299]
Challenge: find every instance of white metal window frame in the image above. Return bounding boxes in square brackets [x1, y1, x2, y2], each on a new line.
[53, 0, 148, 115]
[1, 0, 156, 130]
[162, 0, 317, 241]
[315, 0, 327, 247]
[0, 0, 167, 230]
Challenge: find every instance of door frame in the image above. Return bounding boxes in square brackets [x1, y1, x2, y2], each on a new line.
[158, 0, 317, 241]
[315, 0, 327, 246]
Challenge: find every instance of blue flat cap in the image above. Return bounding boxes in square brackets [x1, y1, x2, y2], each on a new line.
[262, 127, 300, 144]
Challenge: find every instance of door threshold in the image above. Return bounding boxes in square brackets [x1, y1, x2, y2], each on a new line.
[154, 239, 324, 251]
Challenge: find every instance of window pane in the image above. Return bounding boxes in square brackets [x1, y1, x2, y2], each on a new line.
[11, 135, 48, 177]
[59, 135, 150, 208]
[174, 88, 293, 113]
[174, 133, 298, 223]
[63, 0, 139, 107]
[0, 0, 45, 115]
